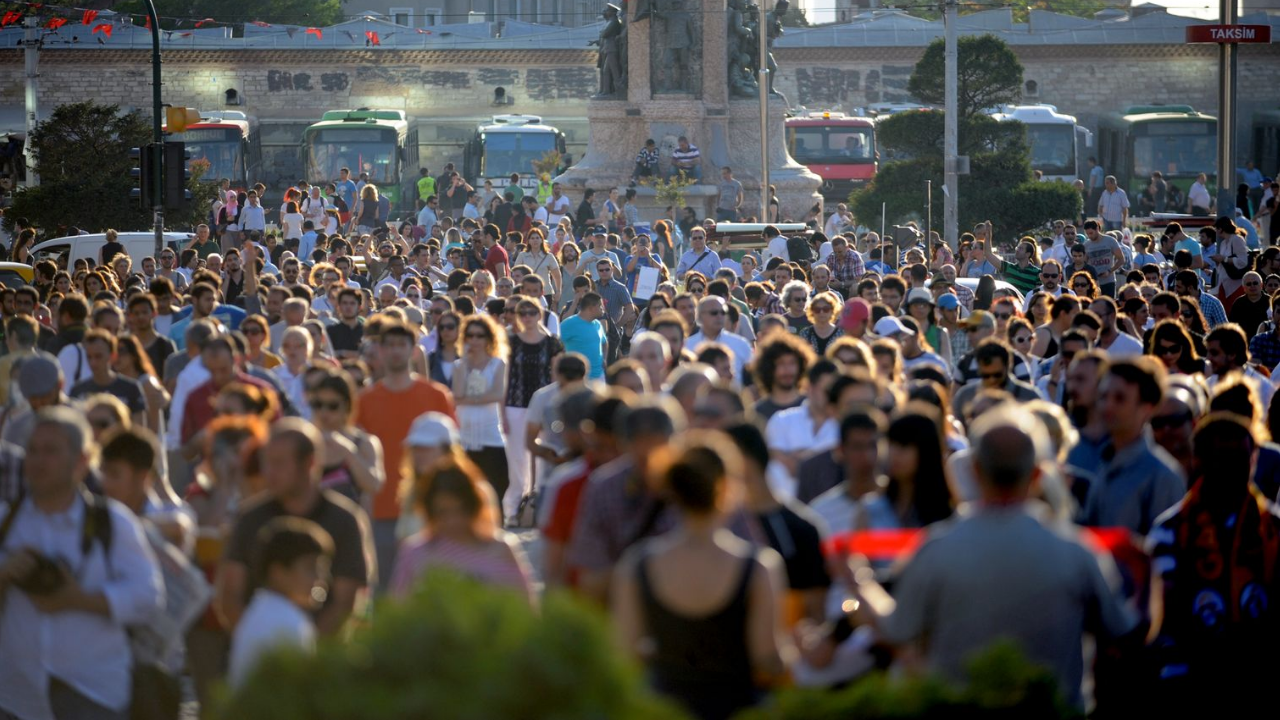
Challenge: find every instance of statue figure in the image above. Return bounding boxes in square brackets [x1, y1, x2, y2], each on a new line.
[660, 0, 694, 93]
[633, 0, 653, 22]
[765, 0, 788, 101]
[727, 0, 758, 98]
[591, 4, 625, 99]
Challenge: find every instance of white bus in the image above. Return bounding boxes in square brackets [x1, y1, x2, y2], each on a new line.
[990, 104, 1093, 184]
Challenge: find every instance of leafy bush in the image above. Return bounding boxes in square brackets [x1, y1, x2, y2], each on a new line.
[217, 570, 684, 720]
[734, 642, 1079, 720]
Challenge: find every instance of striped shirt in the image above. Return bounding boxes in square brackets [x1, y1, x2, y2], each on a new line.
[671, 143, 701, 167]
[1000, 261, 1042, 295]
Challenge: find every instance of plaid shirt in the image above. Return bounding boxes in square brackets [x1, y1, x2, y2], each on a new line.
[1251, 325, 1280, 370]
[635, 147, 659, 168]
[761, 291, 785, 317]
[1199, 292, 1228, 328]
[824, 250, 865, 287]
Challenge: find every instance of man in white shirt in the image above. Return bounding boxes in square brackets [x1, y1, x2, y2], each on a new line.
[764, 359, 840, 499]
[0, 408, 163, 720]
[683, 296, 753, 384]
[1188, 172, 1213, 216]
[1089, 297, 1143, 358]
[1097, 175, 1130, 232]
[824, 203, 854, 240]
[762, 225, 789, 266]
[545, 182, 572, 227]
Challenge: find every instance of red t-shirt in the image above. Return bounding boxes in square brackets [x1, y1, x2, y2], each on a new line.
[181, 373, 278, 444]
[357, 379, 457, 520]
[485, 244, 510, 277]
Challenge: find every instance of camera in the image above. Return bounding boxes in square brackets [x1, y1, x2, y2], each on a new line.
[13, 552, 67, 596]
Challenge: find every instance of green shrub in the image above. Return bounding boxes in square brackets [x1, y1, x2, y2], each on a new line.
[218, 571, 684, 720]
[734, 642, 1079, 720]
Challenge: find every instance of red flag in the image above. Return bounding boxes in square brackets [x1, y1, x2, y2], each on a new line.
[177, 32, 192, 37]
[91, 23, 112, 37]
[250, 21, 270, 28]
[305, 27, 322, 39]
[194, 18, 215, 28]
[142, 15, 151, 29]
[365, 30, 380, 45]
[45, 17, 67, 30]
[81, 9, 97, 25]
[1, 11, 22, 26]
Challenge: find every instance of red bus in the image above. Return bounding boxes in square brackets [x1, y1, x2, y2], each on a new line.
[165, 110, 262, 191]
[785, 111, 878, 202]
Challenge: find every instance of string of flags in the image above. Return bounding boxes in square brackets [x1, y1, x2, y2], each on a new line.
[0, 0, 443, 43]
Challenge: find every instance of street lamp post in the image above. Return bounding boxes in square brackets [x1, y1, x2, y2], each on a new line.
[143, 0, 165, 257]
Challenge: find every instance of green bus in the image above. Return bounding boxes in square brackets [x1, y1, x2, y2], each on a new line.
[301, 108, 419, 214]
[1096, 105, 1217, 211]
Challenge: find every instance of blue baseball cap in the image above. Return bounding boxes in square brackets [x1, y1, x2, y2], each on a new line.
[936, 293, 960, 310]
[592, 225, 608, 235]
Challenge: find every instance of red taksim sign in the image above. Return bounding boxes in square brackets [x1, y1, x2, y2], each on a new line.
[1185, 24, 1272, 44]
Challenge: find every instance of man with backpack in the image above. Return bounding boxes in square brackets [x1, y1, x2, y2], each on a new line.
[0, 407, 163, 720]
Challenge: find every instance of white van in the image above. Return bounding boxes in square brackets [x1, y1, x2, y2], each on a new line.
[28, 232, 192, 268]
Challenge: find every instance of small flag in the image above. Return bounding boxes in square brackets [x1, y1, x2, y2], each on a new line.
[91, 22, 112, 37]
[1, 11, 22, 27]
[143, 15, 151, 30]
[305, 27, 321, 39]
[45, 17, 67, 30]
[342, 30, 356, 42]
[250, 21, 271, 28]
[194, 18, 215, 28]
[178, 31, 192, 37]
[81, 9, 97, 25]
[366, 30, 380, 45]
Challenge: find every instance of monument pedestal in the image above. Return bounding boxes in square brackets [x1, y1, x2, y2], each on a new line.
[556, 0, 821, 225]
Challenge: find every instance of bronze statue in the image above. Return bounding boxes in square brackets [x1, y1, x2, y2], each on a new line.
[659, 0, 694, 93]
[764, 0, 788, 100]
[727, 0, 758, 98]
[591, 4, 625, 99]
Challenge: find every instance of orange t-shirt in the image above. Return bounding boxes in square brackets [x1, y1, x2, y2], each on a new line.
[357, 379, 456, 520]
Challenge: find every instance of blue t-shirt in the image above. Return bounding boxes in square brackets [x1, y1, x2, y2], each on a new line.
[335, 179, 357, 208]
[560, 315, 607, 379]
[168, 304, 248, 350]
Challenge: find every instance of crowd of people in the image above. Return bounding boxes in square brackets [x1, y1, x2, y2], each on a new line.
[1, 173, 1280, 720]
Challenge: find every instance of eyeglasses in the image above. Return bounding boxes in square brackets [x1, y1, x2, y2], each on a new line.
[465, 332, 489, 340]
[1156, 343, 1182, 356]
[438, 323, 458, 331]
[1013, 335, 1031, 344]
[812, 305, 833, 314]
[691, 234, 706, 240]
[309, 399, 344, 413]
[1073, 283, 1090, 290]
[1151, 411, 1194, 430]
[598, 267, 612, 273]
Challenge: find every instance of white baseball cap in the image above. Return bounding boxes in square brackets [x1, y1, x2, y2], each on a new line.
[405, 412, 460, 448]
[873, 315, 915, 338]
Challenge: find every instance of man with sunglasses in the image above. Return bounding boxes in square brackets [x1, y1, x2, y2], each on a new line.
[1228, 271, 1270, 342]
[950, 339, 1043, 420]
[685, 296, 752, 386]
[156, 248, 189, 294]
[676, 227, 721, 282]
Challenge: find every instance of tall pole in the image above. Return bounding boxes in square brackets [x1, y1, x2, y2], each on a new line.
[759, 2, 770, 219]
[23, 15, 39, 187]
[144, 0, 165, 256]
[1215, 0, 1237, 217]
[943, 0, 958, 249]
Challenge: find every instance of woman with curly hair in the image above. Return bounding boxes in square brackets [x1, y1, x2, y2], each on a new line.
[1069, 271, 1099, 300]
[453, 313, 511, 507]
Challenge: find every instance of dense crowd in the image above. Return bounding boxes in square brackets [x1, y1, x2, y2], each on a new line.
[0, 170, 1279, 720]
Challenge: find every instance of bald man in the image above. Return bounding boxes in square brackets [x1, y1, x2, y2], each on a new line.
[1227, 270, 1270, 341]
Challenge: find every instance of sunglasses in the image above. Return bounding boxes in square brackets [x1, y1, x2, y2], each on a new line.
[979, 371, 1006, 381]
[309, 399, 344, 413]
[812, 305, 833, 314]
[689, 286, 706, 293]
[993, 312, 1012, 320]
[518, 310, 540, 317]
[1156, 343, 1181, 356]
[438, 323, 458, 331]
[466, 332, 490, 340]
[1041, 273, 1059, 279]
[244, 327, 264, 336]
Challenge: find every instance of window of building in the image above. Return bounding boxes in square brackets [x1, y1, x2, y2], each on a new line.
[390, 7, 413, 25]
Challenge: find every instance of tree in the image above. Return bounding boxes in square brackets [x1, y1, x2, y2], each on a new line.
[907, 35, 1024, 118]
[113, 0, 345, 32]
[219, 571, 684, 720]
[3, 100, 219, 237]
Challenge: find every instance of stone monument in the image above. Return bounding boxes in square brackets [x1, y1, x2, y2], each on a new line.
[558, 0, 821, 223]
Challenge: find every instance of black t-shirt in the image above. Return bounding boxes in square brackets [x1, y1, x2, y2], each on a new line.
[753, 395, 804, 422]
[70, 375, 145, 415]
[327, 320, 365, 354]
[226, 491, 372, 609]
[755, 503, 830, 591]
[575, 200, 594, 233]
[786, 314, 813, 334]
[145, 336, 177, 377]
[100, 241, 126, 266]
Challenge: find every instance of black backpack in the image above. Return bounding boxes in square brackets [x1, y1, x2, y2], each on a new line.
[787, 235, 813, 264]
[0, 486, 113, 563]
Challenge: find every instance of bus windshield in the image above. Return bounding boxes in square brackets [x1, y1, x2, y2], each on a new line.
[787, 126, 876, 164]
[174, 129, 244, 183]
[306, 128, 398, 184]
[482, 131, 556, 179]
[1134, 124, 1215, 178]
[1026, 124, 1076, 177]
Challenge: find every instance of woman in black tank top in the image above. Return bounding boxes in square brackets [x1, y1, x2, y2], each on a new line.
[611, 433, 790, 720]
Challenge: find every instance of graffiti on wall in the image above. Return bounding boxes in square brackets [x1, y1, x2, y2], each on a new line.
[793, 65, 915, 107]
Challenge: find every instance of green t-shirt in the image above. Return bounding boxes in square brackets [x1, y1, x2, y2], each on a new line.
[1001, 261, 1041, 295]
[506, 183, 525, 203]
[416, 176, 436, 201]
[193, 239, 221, 259]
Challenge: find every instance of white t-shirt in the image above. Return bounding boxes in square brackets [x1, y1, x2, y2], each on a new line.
[546, 195, 572, 227]
[764, 404, 838, 499]
[765, 235, 789, 266]
[1101, 331, 1144, 358]
[229, 589, 315, 689]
